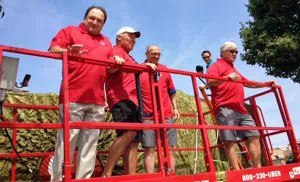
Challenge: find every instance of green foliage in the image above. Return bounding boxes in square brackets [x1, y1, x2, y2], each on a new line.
[240, 0, 300, 83]
[0, 92, 60, 181]
[0, 91, 229, 181]
[0, 0, 5, 19]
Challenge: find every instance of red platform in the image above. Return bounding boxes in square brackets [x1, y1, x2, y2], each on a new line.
[0, 45, 299, 182]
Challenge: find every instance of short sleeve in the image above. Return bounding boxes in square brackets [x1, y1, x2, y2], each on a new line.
[49, 27, 73, 49]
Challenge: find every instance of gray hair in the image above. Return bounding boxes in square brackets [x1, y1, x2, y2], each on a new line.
[115, 34, 123, 44]
[220, 41, 237, 56]
[146, 45, 159, 53]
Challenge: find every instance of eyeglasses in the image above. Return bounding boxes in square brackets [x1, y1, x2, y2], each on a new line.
[202, 56, 210, 59]
[228, 50, 238, 54]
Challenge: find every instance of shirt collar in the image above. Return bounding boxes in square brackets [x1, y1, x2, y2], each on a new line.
[218, 58, 234, 67]
[79, 23, 89, 34]
[206, 60, 213, 68]
[144, 59, 159, 66]
[114, 44, 126, 52]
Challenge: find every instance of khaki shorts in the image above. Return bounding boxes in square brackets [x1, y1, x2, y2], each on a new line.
[142, 118, 177, 147]
[59, 103, 105, 122]
[217, 106, 259, 141]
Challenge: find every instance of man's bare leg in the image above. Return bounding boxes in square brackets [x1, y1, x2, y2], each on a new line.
[144, 147, 156, 173]
[123, 141, 139, 174]
[248, 136, 261, 168]
[224, 141, 241, 170]
[102, 131, 137, 177]
[144, 146, 176, 173]
[169, 146, 176, 173]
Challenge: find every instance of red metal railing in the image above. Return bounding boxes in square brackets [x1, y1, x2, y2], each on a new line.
[0, 45, 300, 182]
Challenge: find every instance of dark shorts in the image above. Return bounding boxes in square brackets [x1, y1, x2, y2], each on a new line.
[217, 106, 260, 141]
[111, 100, 141, 138]
[142, 118, 177, 147]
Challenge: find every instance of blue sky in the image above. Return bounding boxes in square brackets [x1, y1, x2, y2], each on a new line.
[0, 0, 299, 147]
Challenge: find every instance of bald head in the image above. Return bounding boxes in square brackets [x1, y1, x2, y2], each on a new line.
[145, 45, 161, 64]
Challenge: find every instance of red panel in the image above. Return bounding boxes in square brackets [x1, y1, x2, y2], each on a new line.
[73, 172, 216, 182]
[227, 163, 300, 182]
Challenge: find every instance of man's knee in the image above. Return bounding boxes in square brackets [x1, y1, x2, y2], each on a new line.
[223, 141, 235, 148]
[144, 147, 155, 157]
[248, 136, 260, 144]
[122, 130, 137, 140]
[130, 141, 139, 149]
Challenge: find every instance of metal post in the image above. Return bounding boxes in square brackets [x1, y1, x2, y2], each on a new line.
[0, 49, 2, 82]
[148, 72, 165, 174]
[191, 75, 215, 172]
[154, 75, 172, 175]
[62, 52, 71, 181]
[276, 87, 300, 162]
[249, 97, 273, 166]
[11, 108, 17, 182]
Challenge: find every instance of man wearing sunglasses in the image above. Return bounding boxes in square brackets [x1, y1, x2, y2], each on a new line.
[206, 41, 274, 170]
[201, 50, 216, 69]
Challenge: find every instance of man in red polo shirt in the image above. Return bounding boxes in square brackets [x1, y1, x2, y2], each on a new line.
[102, 27, 156, 177]
[48, 6, 123, 181]
[206, 41, 274, 170]
[140, 45, 180, 173]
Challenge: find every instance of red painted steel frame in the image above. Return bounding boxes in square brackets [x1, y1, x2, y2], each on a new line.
[62, 52, 72, 181]
[0, 45, 300, 182]
[192, 75, 215, 172]
[249, 97, 273, 166]
[277, 88, 300, 161]
[256, 105, 273, 161]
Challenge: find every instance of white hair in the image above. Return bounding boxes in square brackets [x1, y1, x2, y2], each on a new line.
[220, 41, 237, 56]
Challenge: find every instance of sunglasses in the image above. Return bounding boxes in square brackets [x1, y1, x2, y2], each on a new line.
[202, 56, 210, 59]
[228, 50, 238, 54]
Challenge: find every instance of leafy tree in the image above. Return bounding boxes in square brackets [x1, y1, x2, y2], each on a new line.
[0, 0, 4, 18]
[240, 0, 300, 83]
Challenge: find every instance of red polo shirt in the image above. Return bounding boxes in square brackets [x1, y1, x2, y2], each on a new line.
[50, 23, 112, 105]
[206, 58, 248, 114]
[105, 45, 138, 109]
[140, 63, 176, 119]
